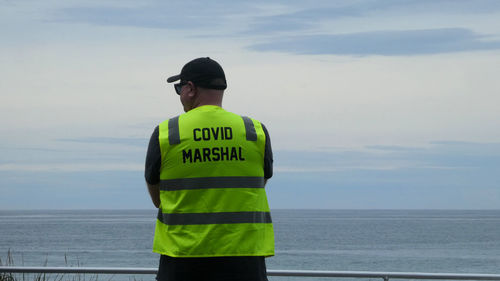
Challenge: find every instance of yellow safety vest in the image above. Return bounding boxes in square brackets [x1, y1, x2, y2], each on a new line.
[153, 105, 275, 257]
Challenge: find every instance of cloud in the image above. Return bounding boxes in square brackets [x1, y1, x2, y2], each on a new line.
[50, 1, 255, 30]
[275, 141, 500, 173]
[0, 170, 149, 209]
[244, 7, 353, 35]
[57, 137, 147, 147]
[266, 141, 500, 209]
[249, 28, 500, 56]
[48, 1, 500, 36]
[2, 141, 498, 209]
[244, 0, 500, 35]
[0, 137, 148, 173]
[0, 162, 143, 172]
[54, 6, 191, 29]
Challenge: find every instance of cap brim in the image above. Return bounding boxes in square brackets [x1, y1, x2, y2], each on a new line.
[166, 74, 181, 83]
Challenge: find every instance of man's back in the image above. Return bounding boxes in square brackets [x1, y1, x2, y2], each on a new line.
[145, 57, 274, 281]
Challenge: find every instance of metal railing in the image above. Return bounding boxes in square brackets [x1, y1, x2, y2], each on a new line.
[1, 267, 500, 281]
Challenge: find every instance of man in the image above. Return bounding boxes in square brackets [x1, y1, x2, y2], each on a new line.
[144, 57, 274, 281]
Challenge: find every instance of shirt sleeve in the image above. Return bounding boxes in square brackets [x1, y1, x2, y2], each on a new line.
[145, 126, 161, 185]
[262, 124, 273, 179]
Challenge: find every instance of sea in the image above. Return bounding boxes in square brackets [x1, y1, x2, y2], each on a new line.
[1, 209, 500, 281]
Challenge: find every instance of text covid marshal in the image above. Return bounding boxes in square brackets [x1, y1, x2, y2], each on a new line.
[182, 127, 245, 163]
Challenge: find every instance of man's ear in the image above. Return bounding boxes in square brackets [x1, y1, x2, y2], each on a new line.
[187, 81, 197, 98]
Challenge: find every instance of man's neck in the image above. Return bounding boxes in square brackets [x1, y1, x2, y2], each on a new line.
[195, 101, 222, 108]
[194, 90, 224, 108]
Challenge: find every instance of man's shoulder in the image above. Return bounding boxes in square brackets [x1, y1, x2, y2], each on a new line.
[159, 114, 181, 125]
[222, 110, 269, 133]
[220, 109, 264, 125]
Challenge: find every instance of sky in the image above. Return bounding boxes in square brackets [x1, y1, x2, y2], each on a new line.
[1, 0, 500, 209]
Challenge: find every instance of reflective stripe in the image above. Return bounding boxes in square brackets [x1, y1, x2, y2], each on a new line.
[157, 211, 272, 225]
[168, 116, 180, 145]
[242, 116, 257, 141]
[160, 176, 264, 191]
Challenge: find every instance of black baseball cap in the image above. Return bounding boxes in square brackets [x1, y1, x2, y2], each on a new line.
[167, 57, 227, 90]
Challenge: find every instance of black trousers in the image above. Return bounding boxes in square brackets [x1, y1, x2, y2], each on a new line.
[156, 255, 268, 281]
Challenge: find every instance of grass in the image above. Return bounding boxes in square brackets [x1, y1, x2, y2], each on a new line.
[0, 250, 113, 281]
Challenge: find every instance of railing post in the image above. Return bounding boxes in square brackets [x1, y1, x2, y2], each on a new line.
[383, 276, 390, 281]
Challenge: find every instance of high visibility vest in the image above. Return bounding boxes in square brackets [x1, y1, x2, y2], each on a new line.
[153, 105, 275, 257]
